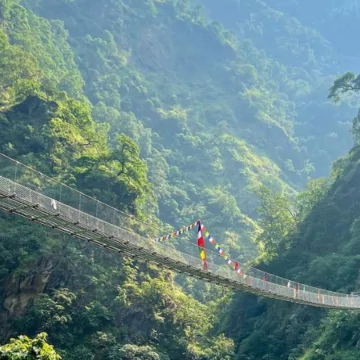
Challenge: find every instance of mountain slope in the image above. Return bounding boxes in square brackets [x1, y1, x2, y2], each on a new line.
[17, 0, 356, 260]
[0, 24, 235, 360]
[266, 0, 360, 58]
[196, 0, 356, 179]
[1, 0, 360, 359]
[219, 140, 360, 360]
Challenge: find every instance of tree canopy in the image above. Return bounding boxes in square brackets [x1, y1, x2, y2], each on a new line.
[0, 333, 60, 360]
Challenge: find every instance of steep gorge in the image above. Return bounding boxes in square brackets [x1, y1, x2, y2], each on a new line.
[0, 0, 360, 359]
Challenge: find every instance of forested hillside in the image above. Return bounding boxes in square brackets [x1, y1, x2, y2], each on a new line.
[0, 20, 236, 360]
[0, 0, 360, 359]
[196, 0, 357, 177]
[222, 73, 360, 360]
[14, 0, 358, 259]
[267, 0, 360, 58]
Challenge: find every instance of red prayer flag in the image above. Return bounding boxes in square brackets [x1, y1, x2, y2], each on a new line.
[234, 262, 239, 272]
[197, 221, 208, 270]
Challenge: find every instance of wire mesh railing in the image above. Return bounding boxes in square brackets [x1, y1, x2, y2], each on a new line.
[0, 152, 359, 309]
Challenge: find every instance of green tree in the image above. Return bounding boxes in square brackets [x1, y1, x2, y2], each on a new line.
[0, 29, 40, 106]
[255, 185, 297, 261]
[106, 344, 168, 360]
[74, 133, 154, 215]
[295, 178, 329, 222]
[328, 72, 360, 103]
[329, 72, 360, 141]
[0, 333, 60, 360]
[0, 0, 10, 30]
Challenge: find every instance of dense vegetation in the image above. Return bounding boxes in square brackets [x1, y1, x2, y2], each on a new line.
[223, 122, 360, 359]
[0, 333, 60, 359]
[0, 13, 233, 358]
[217, 75, 360, 359]
[0, 0, 360, 359]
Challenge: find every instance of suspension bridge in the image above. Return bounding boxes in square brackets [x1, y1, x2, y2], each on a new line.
[0, 153, 358, 310]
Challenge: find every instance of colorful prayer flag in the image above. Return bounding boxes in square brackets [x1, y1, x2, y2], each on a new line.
[197, 221, 208, 270]
[234, 262, 239, 272]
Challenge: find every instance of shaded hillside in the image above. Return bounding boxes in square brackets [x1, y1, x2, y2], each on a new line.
[221, 75, 360, 358]
[222, 146, 360, 359]
[266, 0, 360, 58]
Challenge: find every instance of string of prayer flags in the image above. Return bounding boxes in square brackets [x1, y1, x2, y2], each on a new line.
[152, 219, 209, 270]
[202, 224, 245, 277]
[153, 219, 245, 276]
[154, 221, 198, 243]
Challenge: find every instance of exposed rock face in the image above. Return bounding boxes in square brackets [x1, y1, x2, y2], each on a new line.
[4, 256, 56, 318]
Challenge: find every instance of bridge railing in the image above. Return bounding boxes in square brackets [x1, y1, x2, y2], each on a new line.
[0, 154, 140, 230]
[0, 153, 359, 309]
